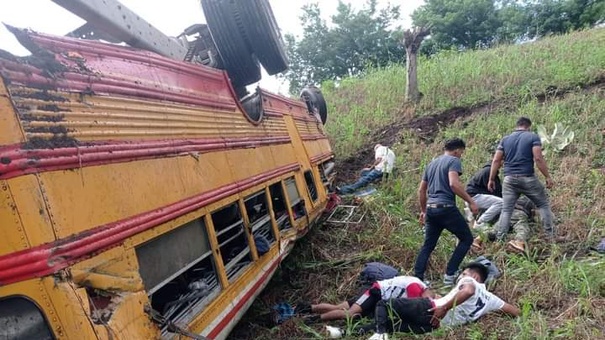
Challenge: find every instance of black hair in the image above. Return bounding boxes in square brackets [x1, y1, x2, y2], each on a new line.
[516, 117, 532, 128]
[463, 262, 489, 283]
[444, 138, 466, 151]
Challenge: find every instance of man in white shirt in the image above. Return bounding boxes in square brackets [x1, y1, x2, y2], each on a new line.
[337, 144, 396, 194]
[299, 275, 433, 323]
[357, 262, 519, 340]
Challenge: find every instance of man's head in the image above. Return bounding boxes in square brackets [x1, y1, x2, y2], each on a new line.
[516, 117, 532, 129]
[444, 138, 466, 158]
[374, 144, 383, 151]
[459, 262, 489, 283]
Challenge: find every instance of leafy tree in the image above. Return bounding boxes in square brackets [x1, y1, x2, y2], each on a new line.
[281, 0, 405, 94]
[523, 0, 605, 38]
[412, 0, 503, 50]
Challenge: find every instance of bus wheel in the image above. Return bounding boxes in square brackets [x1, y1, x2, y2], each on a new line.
[201, 0, 261, 87]
[234, 0, 288, 75]
[300, 86, 327, 124]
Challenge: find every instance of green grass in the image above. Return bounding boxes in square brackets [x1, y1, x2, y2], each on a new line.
[324, 28, 605, 158]
[234, 27, 605, 340]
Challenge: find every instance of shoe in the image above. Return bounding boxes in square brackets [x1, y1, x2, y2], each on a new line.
[507, 240, 526, 253]
[443, 273, 456, 286]
[325, 325, 344, 339]
[472, 236, 483, 250]
[368, 333, 389, 340]
[473, 221, 487, 230]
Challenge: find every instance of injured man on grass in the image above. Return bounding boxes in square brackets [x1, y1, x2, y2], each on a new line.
[325, 262, 520, 340]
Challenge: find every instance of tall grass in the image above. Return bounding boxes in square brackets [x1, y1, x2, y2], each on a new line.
[324, 28, 605, 158]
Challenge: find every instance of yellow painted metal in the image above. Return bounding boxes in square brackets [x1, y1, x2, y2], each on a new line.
[0, 66, 333, 339]
[239, 197, 259, 261]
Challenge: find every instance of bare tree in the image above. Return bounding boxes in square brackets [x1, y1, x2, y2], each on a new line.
[403, 26, 431, 103]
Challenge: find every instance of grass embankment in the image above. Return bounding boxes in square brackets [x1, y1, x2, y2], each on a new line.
[232, 28, 604, 339]
[324, 28, 605, 159]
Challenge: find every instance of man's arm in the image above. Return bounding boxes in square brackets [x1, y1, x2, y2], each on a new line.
[449, 171, 478, 214]
[499, 302, 520, 317]
[532, 146, 553, 188]
[418, 180, 428, 224]
[488, 151, 503, 192]
[429, 282, 476, 326]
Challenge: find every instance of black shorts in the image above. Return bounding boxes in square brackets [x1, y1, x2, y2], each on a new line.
[350, 283, 381, 316]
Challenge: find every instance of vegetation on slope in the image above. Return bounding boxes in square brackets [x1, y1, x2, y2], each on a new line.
[232, 28, 604, 340]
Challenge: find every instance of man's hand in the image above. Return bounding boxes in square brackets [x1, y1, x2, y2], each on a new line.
[419, 212, 426, 225]
[487, 179, 495, 192]
[428, 305, 447, 327]
[545, 177, 554, 189]
[469, 201, 479, 215]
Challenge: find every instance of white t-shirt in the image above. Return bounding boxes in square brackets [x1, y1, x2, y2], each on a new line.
[375, 146, 395, 173]
[433, 277, 505, 327]
[377, 276, 427, 299]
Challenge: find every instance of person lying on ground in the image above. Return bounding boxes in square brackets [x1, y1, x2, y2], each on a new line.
[327, 262, 519, 340]
[337, 144, 395, 194]
[297, 275, 434, 322]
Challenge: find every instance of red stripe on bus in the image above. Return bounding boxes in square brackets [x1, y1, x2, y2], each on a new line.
[207, 253, 283, 339]
[0, 136, 291, 180]
[0, 163, 299, 285]
[310, 151, 334, 164]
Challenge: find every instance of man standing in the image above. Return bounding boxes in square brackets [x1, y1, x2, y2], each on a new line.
[338, 144, 395, 194]
[466, 162, 502, 229]
[488, 117, 556, 242]
[414, 138, 478, 286]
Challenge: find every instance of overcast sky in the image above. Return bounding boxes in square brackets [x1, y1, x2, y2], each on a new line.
[0, 0, 423, 93]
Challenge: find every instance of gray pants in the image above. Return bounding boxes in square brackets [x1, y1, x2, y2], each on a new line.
[496, 175, 554, 240]
[473, 194, 503, 224]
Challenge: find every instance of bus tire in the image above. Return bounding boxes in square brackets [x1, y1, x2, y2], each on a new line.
[300, 86, 327, 124]
[201, 0, 261, 87]
[234, 0, 289, 75]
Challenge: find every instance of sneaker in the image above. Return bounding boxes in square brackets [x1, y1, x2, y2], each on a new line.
[507, 240, 526, 253]
[325, 325, 344, 339]
[368, 333, 389, 340]
[443, 273, 456, 286]
[473, 221, 487, 230]
[472, 236, 483, 250]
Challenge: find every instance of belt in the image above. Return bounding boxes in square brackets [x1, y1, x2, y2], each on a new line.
[506, 174, 534, 178]
[426, 203, 455, 209]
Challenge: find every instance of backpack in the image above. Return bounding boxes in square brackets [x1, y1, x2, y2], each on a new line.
[358, 262, 399, 288]
[474, 256, 500, 283]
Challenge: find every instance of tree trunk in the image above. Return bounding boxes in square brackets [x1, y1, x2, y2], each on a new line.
[404, 27, 431, 103]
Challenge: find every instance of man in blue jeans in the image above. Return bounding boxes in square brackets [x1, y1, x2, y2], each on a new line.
[414, 138, 478, 286]
[488, 117, 557, 242]
[337, 144, 395, 194]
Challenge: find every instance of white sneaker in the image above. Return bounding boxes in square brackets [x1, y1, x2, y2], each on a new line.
[473, 221, 487, 230]
[368, 333, 389, 340]
[325, 325, 343, 339]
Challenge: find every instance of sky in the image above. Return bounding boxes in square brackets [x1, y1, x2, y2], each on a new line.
[0, 0, 424, 94]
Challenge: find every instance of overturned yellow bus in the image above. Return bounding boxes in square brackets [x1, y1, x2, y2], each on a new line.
[0, 0, 334, 339]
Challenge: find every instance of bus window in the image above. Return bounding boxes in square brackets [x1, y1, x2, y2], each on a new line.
[212, 203, 252, 281]
[136, 218, 220, 330]
[269, 182, 291, 231]
[285, 177, 306, 220]
[0, 296, 54, 340]
[304, 170, 318, 202]
[244, 191, 276, 256]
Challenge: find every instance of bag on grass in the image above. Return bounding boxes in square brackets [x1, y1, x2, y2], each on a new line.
[358, 262, 399, 288]
[474, 256, 500, 283]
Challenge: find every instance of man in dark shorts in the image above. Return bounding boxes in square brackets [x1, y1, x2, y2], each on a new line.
[414, 138, 478, 286]
[488, 117, 557, 242]
[299, 276, 432, 322]
[352, 262, 520, 340]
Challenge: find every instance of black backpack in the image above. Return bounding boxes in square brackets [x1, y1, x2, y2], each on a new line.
[358, 262, 399, 289]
